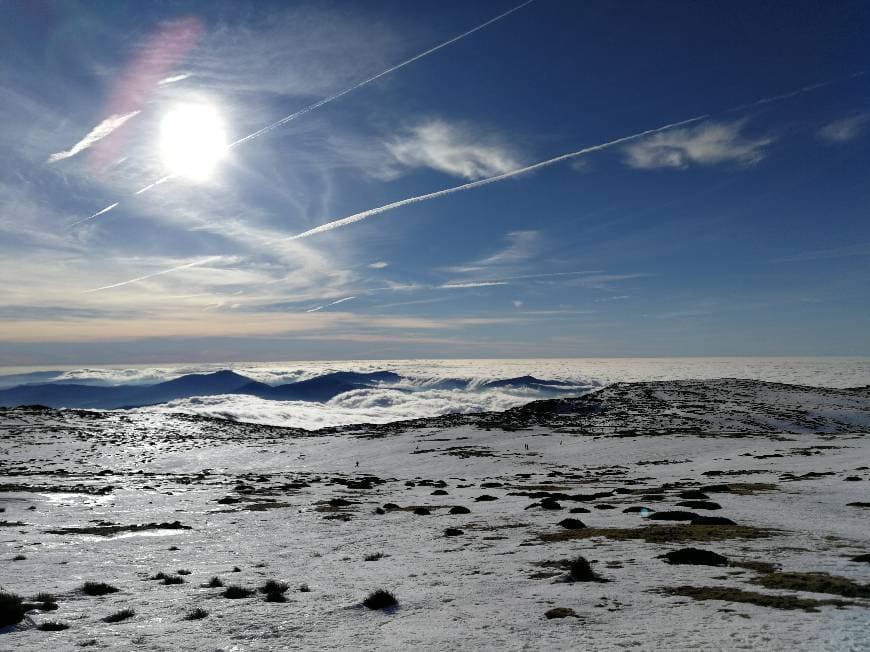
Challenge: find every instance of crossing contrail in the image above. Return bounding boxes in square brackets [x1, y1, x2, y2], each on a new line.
[84, 256, 223, 292]
[279, 115, 711, 241]
[71, 0, 538, 226]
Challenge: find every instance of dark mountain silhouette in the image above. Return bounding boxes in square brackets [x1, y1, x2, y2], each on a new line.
[0, 369, 583, 409]
[482, 375, 576, 390]
[0, 369, 403, 409]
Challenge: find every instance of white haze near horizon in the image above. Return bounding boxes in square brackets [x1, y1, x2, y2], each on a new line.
[2, 357, 868, 430]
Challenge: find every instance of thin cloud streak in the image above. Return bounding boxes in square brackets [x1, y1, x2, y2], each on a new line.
[47, 111, 140, 163]
[84, 256, 224, 293]
[281, 115, 710, 241]
[157, 73, 192, 85]
[70, 202, 119, 228]
[306, 295, 357, 312]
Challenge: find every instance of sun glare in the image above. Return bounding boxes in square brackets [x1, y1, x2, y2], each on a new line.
[159, 103, 227, 181]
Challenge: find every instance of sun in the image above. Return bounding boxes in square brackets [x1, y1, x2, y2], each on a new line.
[159, 103, 227, 182]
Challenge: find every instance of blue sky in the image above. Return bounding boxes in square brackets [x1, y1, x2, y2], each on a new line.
[1, 0, 868, 364]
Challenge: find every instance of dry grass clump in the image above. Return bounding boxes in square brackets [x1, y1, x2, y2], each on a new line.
[81, 582, 118, 596]
[103, 608, 135, 623]
[363, 589, 398, 610]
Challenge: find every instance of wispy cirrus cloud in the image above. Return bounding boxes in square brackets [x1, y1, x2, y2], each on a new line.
[387, 119, 520, 180]
[624, 120, 773, 169]
[817, 113, 869, 143]
[448, 230, 543, 274]
[47, 111, 140, 163]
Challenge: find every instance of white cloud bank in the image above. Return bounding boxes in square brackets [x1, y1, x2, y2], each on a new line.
[624, 120, 772, 169]
[47, 111, 140, 163]
[388, 120, 520, 180]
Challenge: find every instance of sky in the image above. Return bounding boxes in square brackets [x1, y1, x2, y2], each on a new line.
[1, 0, 868, 365]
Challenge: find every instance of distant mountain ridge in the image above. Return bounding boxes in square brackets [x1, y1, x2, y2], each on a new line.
[0, 369, 583, 410]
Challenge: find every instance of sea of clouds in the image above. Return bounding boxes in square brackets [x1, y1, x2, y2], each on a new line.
[2, 357, 869, 429]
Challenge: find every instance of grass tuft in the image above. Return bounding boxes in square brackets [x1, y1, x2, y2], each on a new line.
[222, 585, 254, 599]
[103, 608, 135, 623]
[0, 592, 25, 627]
[568, 556, 607, 582]
[183, 608, 209, 620]
[752, 571, 870, 598]
[541, 524, 772, 544]
[663, 585, 852, 612]
[362, 589, 398, 610]
[81, 582, 119, 596]
[37, 621, 69, 631]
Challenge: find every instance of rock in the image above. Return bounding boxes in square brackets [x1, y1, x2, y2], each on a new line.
[449, 505, 471, 514]
[569, 507, 591, 514]
[444, 528, 464, 536]
[676, 500, 722, 510]
[413, 507, 431, 515]
[647, 510, 698, 521]
[660, 547, 729, 566]
[383, 503, 400, 510]
[850, 553, 870, 563]
[691, 515, 736, 525]
[558, 518, 587, 529]
[431, 489, 449, 495]
[594, 504, 616, 510]
[475, 495, 499, 502]
[677, 490, 710, 499]
[622, 506, 648, 513]
[539, 498, 563, 510]
[545, 607, 577, 619]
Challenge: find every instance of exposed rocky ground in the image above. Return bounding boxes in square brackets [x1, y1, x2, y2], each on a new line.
[1, 379, 868, 650]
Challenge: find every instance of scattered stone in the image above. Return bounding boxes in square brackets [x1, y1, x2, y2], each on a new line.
[545, 607, 577, 619]
[676, 501, 722, 510]
[647, 511, 698, 521]
[660, 547, 729, 566]
[558, 518, 587, 529]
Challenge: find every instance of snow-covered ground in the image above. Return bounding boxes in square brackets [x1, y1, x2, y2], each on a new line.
[1, 379, 868, 650]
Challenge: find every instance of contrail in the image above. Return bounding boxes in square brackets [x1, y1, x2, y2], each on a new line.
[70, 202, 119, 228]
[48, 111, 140, 163]
[280, 115, 710, 241]
[72, 0, 537, 225]
[305, 295, 357, 312]
[84, 256, 222, 293]
[228, 0, 538, 149]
